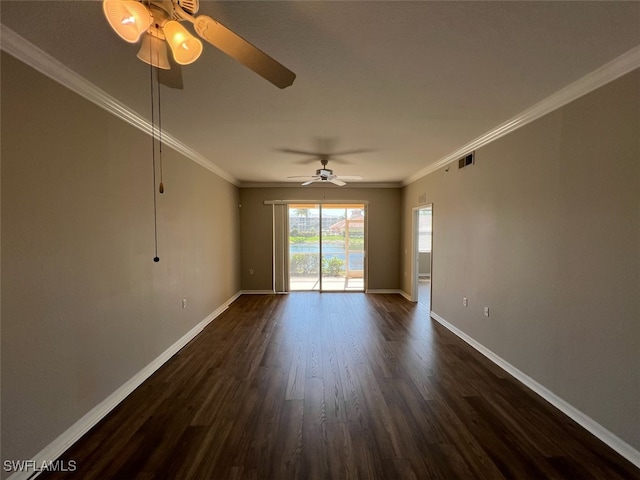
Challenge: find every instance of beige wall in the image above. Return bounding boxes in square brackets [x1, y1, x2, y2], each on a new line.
[1, 53, 241, 467]
[402, 70, 640, 450]
[239, 187, 401, 291]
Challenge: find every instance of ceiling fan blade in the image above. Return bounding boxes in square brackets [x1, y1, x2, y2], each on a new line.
[301, 179, 319, 186]
[287, 175, 317, 179]
[329, 178, 346, 186]
[331, 149, 373, 156]
[336, 175, 363, 181]
[157, 57, 184, 89]
[278, 149, 324, 157]
[193, 15, 296, 89]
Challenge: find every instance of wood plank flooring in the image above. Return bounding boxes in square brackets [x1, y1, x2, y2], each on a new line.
[41, 293, 639, 479]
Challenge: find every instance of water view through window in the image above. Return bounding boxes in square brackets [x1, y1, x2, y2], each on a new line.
[289, 204, 365, 291]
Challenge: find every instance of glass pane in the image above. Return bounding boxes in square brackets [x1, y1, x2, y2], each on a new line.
[321, 204, 365, 291]
[289, 204, 320, 291]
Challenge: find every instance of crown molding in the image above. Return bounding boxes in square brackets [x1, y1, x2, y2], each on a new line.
[5, 23, 638, 190]
[0, 24, 239, 186]
[403, 44, 640, 186]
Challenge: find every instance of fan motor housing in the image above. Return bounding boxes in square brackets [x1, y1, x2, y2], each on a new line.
[317, 168, 332, 177]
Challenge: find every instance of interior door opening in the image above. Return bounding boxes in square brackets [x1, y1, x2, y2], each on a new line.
[289, 203, 366, 292]
[412, 205, 432, 308]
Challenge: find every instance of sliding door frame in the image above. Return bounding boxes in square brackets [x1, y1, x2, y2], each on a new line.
[272, 203, 290, 293]
[266, 200, 369, 292]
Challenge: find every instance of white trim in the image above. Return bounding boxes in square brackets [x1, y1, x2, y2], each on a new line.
[403, 45, 640, 185]
[430, 311, 640, 469]
[7, 292, 242, 480]
[398, 290, 413, 302]
[366, 288, 410, 300]
[272, 204, 277, 295]
[240, 290, 277, 295]
[0, 25, 238, 186]
[411, 207, 419, 302]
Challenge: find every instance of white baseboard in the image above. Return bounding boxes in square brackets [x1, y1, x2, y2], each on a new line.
[365, 289, 413, 302]
[240, 290, 276, 295]
[398, 290, 413, 301]
[10, 292, 242, 480]
[366, 288, 400, 294]
[430, 311, 640, 470]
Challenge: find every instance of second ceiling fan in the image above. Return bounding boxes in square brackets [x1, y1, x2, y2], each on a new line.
[287, 155, 363, 186]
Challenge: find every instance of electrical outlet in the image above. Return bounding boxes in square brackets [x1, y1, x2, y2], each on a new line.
[483, 307, 490, 317]
[182, 298, 187, 309]
[463, 297, 468, 307]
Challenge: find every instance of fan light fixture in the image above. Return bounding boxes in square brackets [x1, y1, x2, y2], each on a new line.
[103, 0, 152, 43]
[137, 32, 171, 70]
[103, 0, 296, 89]
[163, 20, 203, 65]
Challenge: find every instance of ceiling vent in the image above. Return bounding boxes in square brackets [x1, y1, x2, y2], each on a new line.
[458, 152, 475, 169]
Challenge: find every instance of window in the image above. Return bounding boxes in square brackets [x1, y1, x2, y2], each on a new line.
[418, 208, 432, 252]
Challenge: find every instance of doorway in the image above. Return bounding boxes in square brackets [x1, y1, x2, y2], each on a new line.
[412, 205, 432, 308]
[289, 203, 366, 291]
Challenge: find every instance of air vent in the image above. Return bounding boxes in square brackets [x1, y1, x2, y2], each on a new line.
[458, 152, 475, 169]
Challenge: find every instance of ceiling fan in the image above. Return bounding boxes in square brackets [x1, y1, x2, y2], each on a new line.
[103, 0, 296, 89]
[287, 156, 363, 186]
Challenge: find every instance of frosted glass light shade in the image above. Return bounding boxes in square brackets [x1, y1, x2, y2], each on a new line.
[137, 34, 171, 70]
[163, 21, 203, 65]
[103, 0, 152, 43]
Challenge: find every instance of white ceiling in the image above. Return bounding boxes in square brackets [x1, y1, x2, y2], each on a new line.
[2, 1, 639, 186]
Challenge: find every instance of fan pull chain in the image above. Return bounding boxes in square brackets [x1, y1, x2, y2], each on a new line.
[149, 26, 160, 263]
[157, 67, 164, 194]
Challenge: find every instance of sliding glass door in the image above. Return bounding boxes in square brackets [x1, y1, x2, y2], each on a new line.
[289, 204, 321, 291]
[289, 203, 365, 292]
[320, 205, 365, 291]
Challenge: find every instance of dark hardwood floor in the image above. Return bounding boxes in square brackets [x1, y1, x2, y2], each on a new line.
[42, 293, 639, 479]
